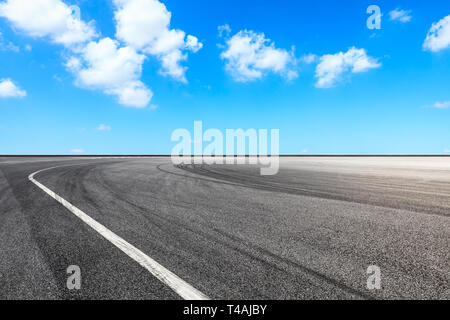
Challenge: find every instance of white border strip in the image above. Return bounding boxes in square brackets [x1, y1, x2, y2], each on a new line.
[29, 166, 209, 300]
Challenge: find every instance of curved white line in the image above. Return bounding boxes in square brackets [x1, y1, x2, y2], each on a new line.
[29, 165, 209, 300]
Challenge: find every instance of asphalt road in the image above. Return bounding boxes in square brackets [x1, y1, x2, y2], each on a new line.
[0, 157, 449, 300]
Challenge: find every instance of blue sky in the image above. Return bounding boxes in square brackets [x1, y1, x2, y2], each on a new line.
[0, 0, 449, 155]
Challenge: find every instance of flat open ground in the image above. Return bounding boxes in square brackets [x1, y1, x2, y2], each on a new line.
[0, 157, 448, 299]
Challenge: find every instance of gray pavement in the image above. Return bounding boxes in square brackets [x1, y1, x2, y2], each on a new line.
[0, 157, 448, 300]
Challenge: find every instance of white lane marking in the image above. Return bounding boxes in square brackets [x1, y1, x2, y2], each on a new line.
[29, 165, 209, 300]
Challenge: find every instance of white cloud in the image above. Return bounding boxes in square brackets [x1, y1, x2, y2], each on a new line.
[0, 0, 97, 47]
[445, 149, 450, 153]
[185, 35, 203, 53]
[0, 78, 26, 98]
[113, 0, 202, 82]
[97, 124, 111, 131]
[432, 101, 450, 109]
[301, 53, 318, 64]
[67, 37, 152, 108]
[220, 29, 298, 82]
[315, 47, 381, 88]
[389, 8, 412, 23]
[70, 149, 84, 154]
[218, 24, 231, 37]
[423, 15, 450, 52]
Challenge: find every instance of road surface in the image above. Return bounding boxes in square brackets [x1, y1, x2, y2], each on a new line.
[0, 157, 449, 299]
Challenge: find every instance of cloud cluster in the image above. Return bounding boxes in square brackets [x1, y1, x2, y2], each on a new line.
[0, 0, 96, 47]
[389, 8, 412, 23]
[219, 28, 298, 82]
[219, 28, 380, 88]
[0, 78, 26, 98]
[0, 0, 201, 107]
[315, 47, 381, 88]
[423, 15, 450, 52]
[66, 0, 202, 106]
[2, 1, 447, 105]
[113, 0, 202, 82]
